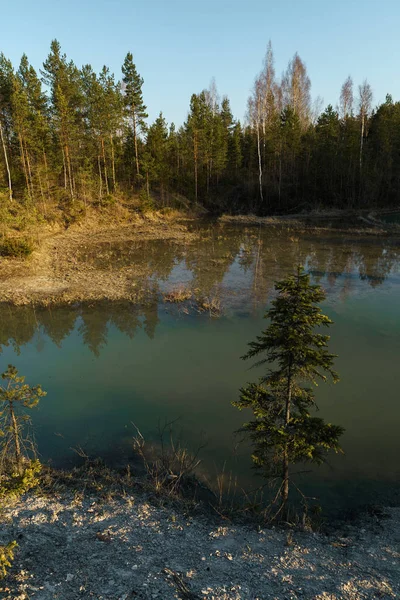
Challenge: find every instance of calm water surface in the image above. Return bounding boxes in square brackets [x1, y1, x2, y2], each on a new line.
[1, 224, 400, 512]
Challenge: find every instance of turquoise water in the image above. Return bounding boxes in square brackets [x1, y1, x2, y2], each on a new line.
[1, 225, 400, 511]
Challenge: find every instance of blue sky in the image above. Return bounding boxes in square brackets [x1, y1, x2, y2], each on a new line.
[2, 0, 399, 126]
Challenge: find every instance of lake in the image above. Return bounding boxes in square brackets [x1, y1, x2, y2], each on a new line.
[1, 223, 400, 514]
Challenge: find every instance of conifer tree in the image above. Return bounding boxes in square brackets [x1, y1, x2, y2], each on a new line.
[146, 112, 169, 202]
[121, 52, 148, 179]
[0, 365, 46, 470]
[42, 40, 83, 200]
[233, 266, 344, 518]
[17, 55, 51, 207]
[99, 66, 123, 191]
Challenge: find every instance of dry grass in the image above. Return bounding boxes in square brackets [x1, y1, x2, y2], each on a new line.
[196, 294, 222, 317]
[0, 214, 199, 305]
[163, 285, 193, 303]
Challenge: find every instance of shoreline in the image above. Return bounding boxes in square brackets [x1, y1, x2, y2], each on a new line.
[0, 210, 399, 307]
[1, 471, 399, 599]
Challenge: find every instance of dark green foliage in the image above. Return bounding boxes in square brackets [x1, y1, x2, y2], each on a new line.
[122, 52, 148, 180]
[0, 40, 400, 214]
[0, 237, 32, 257]
[234, 267, 344, 516]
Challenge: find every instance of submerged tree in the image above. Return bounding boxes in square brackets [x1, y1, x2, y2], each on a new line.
[233, 266, 344, 518]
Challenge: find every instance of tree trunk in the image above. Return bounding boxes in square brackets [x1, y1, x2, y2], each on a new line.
[37, 168, 47, 215]
[101, 137, 110, 195]
[194, 132, 198, 202]
[359, 114, 365, 198]
[9, 401, 21, 468]
[0, 121, 13, 201]
[110, 135, 116, 191]
[61, 146, 67, 190]
[257, 125, 263, 203]
[19, 133, 31, 197]
[282, 359, 292, 515]
[133, 113, 140, 177]
[65, 144, 74, 201]
[23, 137, 34, 199]
[43, 149, 51, 201]
[98, 154, 103, 202]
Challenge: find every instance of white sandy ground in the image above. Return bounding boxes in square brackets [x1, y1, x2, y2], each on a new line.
[0, 494, 399, 599]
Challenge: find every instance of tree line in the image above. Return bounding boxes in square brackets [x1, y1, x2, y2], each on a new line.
[0, 39, 399, 215]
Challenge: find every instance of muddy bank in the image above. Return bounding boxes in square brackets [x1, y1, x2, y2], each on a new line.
[0, 210, 399, 306]
[0, 489, 399, 599]
[0, 216, 198, 306]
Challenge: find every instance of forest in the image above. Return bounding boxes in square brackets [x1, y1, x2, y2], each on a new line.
[1, 39, 400, 217]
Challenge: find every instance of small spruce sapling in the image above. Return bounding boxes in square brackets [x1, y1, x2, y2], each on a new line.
[233, 266, 344, 518]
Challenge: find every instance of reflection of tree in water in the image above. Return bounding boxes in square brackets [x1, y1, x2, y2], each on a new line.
[78, 307, 110, 357]
[142, 297, 160, 339]
[77, 292, 160, 356]
[0, 228, 399, 356]
[0, 296, 161, 357]
[302, 235, 400, 292]
[36, 306, 77, 347]
[226, 227, 400, 311]
[184, 226, 243, 296]
[0, 305, 38, 354]
[75, 239, 183, 282]
[108, 303, 142, 339]
[357, 241, 400, 288]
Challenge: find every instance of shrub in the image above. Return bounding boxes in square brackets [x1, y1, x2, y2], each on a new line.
[0, 459, 42, 500]
[0, 541, 17, 579]
[0, 237, 33, 258]
[163, 286, 192, 303]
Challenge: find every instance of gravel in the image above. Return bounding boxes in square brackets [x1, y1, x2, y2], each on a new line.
[1, 493, 399, 599]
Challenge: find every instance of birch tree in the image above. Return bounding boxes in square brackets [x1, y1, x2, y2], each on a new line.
[358, 79, 373, 174]
[282, 53, 311, 128]
[0, 54, 14, 201]
[339, 76, 354, 120]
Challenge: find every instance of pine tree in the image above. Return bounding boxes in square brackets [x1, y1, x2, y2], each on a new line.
[233, 266, 344, 518]
[0, 365, 46, 470]
[314, 105, 340, 201]
[121, 52, 148, 180]
[17, 54, 51, 207]
[99, 66, 123, 192]
[146, 112, 169, 203]
[42, 40, 84, 200]
[229, 121, 243, 175]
